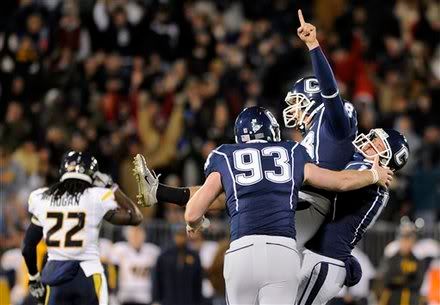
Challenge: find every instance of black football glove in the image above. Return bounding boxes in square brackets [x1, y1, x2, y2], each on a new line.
[28, 273, 46, 303]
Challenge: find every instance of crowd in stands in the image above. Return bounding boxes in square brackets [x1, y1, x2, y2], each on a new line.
[0, 0, 439, 304]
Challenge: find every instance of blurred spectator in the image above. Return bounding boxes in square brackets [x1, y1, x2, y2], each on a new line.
[377, 221, 425, 305]
[112, 226, 160, 305]
[190, 232, 219, 303]
[207, 239, 229, 305]
[153, 227, 202, 305]
[0, 145, 26, 203]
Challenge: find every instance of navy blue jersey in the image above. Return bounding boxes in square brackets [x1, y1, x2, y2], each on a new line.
[305, 155, 389, 261]
[300, 102, 358, 201]
[204, 141, 312, 241]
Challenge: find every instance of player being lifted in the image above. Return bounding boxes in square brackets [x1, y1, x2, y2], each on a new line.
[283, 9, 359, 249]
[181, 106, 392, 304]
[297, 128, 410, 305]
[22, 151, 143, 305]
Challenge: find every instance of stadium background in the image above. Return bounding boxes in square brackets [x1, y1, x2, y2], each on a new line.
[0, 0, 439, 304]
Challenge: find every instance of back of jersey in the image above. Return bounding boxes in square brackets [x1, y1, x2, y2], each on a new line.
[204, 141, 312, 241]
[29, 187, 117, 262]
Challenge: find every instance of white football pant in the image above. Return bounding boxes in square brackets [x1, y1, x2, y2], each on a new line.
[295, 191, 331, 252]
[296, 250, 346, 305]
[224, 235, 300, 305]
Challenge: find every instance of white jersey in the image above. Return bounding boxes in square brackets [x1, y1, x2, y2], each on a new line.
[28, 187, 117, 265]
[111, 242, 160, 304]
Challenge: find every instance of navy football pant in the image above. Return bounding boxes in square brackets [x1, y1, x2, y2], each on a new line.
[44, 268, 104, 305]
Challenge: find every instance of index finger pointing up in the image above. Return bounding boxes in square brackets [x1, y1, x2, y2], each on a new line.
[298, 9, 306, 26]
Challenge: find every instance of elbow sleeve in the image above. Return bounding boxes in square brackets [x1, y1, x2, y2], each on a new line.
[22, 223, 43, 275]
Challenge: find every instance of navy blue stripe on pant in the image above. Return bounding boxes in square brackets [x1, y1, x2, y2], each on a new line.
[297, 262, 329, 305]
[304, 263, 329, 305]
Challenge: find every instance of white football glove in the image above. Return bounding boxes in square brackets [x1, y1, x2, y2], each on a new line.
[93, 171, 114, 188]
[132, 154, 160, 207]
[28, 273, 45, 303]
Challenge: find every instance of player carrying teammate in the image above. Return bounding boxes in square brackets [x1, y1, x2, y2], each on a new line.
[132, 9, 359, 252]
[178, 106, 392, 304]
[296, 129, 410, 305]
[21, 151, 143, 305]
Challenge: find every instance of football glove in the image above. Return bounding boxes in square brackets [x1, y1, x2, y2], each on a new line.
[132, 154, 160, 207]
[93, 171, 114, 188]
[28, 273, 46, 303]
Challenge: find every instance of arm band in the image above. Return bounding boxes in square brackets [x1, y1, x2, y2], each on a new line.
[156, 184, 190, 207]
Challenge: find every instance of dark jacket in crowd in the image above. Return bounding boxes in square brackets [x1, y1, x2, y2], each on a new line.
[153, 246, 202, 305]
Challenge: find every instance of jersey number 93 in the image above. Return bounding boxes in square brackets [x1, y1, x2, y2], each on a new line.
[233, 147, 292, 185]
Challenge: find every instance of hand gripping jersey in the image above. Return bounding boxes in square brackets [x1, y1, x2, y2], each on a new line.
[204, 141, 312, 241]
[305, 155, 390, 261]
[28, 186, 118, 274]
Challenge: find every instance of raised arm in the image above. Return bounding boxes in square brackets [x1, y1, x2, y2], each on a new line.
[304, 156, 393, 191]
[297, 9, 351, 139]
[104, 188, 143, 225]
[184, 172, 223, 230]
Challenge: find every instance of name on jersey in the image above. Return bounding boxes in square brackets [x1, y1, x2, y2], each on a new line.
[49, 196, 80, 207]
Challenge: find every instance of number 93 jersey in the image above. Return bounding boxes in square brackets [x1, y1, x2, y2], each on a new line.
[204, 141, 312, 241]
[28, 187, 118, 261]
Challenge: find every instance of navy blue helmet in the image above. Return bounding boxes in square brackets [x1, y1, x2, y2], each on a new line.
[353, 128, 410, 171]
[234, 106, 281, 143]
[283, 76, 324, 131]
[59, 151, 99, 183]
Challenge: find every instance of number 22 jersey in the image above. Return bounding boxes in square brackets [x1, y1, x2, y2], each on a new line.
[204, 141, 312, 241]
[28, 186, 118, 263]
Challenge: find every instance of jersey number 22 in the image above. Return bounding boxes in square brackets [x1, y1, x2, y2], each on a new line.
[46, 212, 86, 248]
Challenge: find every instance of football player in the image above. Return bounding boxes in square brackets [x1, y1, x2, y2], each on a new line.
[283, 9, 359, 249]
[296, 129, 410, 305]
[185, 106, 392, 304]
[21, 151, 143, 305]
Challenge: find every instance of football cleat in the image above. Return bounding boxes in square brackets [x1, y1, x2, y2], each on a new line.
[132, 154, 160, 207]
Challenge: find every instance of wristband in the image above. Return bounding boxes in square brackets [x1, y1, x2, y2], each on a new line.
[28, 272, 40, 281]
[370, 168, 379, 184]
[186, 216, 210, 232]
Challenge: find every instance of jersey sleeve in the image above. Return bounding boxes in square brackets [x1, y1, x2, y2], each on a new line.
[292, 143, 313, 184]
[309, 47, 352, 140]
[345, 161, 371, 171]
[28, 188, 47, 227]
[93, 187, 119, 218]
[204, 146, 225, 177]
